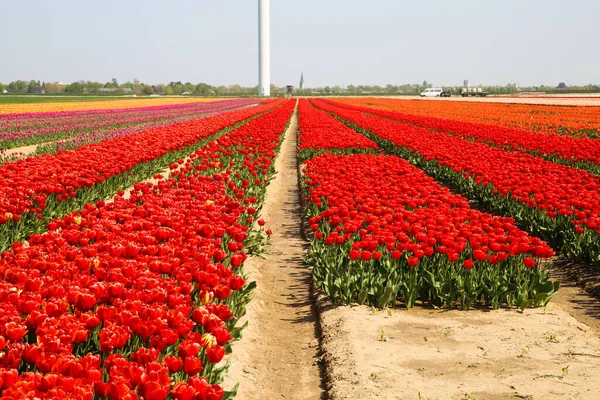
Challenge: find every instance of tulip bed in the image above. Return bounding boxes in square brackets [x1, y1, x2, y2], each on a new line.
[296, 99, 378, 160]
[0, 98, 220, 119]
[0, 99, 295, 399]
[335, 97, 600, 137]
[0, 99, 284, 251]
[0, 99, 258, 153]
[303, 154, 557, 310]
[312, 99, 600, 263]
[297, 99, 557, 310]
[319, 99, 600, 175]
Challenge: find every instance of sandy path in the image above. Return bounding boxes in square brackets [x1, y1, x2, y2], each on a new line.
[222, 107, 324, 399]
[1, 143, 40, 158]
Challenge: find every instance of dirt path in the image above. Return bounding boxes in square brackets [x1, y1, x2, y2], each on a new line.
[1, 143, 40, 159]
[222, 107, 324, 399]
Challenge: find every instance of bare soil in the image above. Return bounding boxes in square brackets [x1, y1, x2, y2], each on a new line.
[2, 143, 40, 158]
[222, 106, 325, 399]
[319, 297, 600, 400]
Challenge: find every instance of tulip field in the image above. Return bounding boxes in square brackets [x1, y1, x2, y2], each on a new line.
[299, 99, 558, 310]
[0, 95, 599, 398]
[0, 98, 293, 399]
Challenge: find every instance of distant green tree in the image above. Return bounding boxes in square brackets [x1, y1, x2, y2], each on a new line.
[0, 83, 5, 93]
[194, 83, 211, 95]
[65, 82, 83, 94]
[142, 85, 155, 95]
[183, 82, 195, 93]
[215, 86, 228, 95]
[27, 80, 41, 93]
[132, 79, 143, 94]
[173, 83, 184, 95]
[270, 83, 280, 94]
[165, 86, 174, 95]
[86, 81, 103, 92]
[7, 81, 28, 93]
[384, 84, 396, 94]
[155, 84, 166, 95]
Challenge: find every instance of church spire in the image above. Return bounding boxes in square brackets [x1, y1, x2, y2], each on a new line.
[299, 72, 305, 89]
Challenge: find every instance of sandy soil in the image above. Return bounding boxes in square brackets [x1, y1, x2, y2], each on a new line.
[1, 143, 40, 158]
[222, 106, 324, 399]
[318, 297, 600, 400]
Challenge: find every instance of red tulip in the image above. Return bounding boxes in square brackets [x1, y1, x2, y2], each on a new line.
[206, 345, 226, 364]
[183, 356, 203, 376]
[164, 355, 183, 373]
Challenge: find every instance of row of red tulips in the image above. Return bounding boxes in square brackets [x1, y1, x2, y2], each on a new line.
[297, 100, 557, 309]
[321, 99, 600, 175]
[296, 99, 377, 160]
[0, 99, 295, 399]
[312, 99, 600, 263]
[303, 155, 557, 309]
[0, 99, 284, 252]
[177, 100, 296, 222]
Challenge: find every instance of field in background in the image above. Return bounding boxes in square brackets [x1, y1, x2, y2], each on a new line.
[0, 96, 220, 114]
[385, 94, 600, 106]
[0, 96, 150, 105]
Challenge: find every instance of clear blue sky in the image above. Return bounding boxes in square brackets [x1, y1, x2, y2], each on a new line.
[1, 0, 598, 87]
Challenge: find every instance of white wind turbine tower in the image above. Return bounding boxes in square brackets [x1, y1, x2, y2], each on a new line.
[258, 0, 270, 96]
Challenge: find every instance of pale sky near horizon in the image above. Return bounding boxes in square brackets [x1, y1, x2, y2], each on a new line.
[1, 0, 598, 88]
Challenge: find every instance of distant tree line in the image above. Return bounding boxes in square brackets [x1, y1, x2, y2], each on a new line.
[1, 79, 599, 96]
[0, 79, 277, 97]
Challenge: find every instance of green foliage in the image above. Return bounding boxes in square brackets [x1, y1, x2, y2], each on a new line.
[27, 80, 41, 93]
[173, 83, 183, 95]
[194, 83, 212, 95]
[64, 82, 83, 94]
[7, 80, 28, 94]
[142, 85, 155, 95]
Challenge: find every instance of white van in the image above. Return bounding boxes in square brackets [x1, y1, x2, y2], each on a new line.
[420, 88, 443, 97]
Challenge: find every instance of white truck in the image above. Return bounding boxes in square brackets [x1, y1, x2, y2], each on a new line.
[461, 87, 488, 97]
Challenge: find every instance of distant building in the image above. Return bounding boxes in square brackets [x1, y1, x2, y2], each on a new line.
[299, 72, 305, 89]
[463, 79, 469, 87]
[98, 88, 131, 93]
